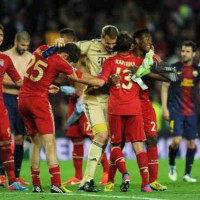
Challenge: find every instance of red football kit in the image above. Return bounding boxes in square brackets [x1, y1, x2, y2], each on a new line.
[131, 54, 161, 137]
[99, 53, 145, 143]
[0, 53, 21, 140]
[66, 94, 92, 138]
[18, 45, 82, 135]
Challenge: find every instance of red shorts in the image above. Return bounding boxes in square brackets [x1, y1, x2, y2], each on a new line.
[0, 103, 12, 141]
[141, 101, 157, 137]
[18, 96, 54, 135]
[109, 114, 145, 144]
[66, 113, 93, 138]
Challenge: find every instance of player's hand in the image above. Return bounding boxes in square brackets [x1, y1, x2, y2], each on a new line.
[128, 65, 138, 75]
[162, 108, 170, 120]
[54, 38, 65, 48]
[108, 74, 120, 86]
[48, 84, 60, 94]
[145, 48, 154, 58]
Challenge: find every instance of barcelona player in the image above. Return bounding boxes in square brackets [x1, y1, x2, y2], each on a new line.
[161, 40, 199, 182]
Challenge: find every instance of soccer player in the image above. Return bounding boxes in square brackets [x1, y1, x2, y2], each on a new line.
[58, 28, 109, 185]
[1, 31, 32, 186]
[161, 40, 199, 182]
[105, 28, 167, 192]
[18, 42, 101, 193]
[76, 25, 119, 191]
[78, 31, 154, 192]
[0, 24, 27, 191]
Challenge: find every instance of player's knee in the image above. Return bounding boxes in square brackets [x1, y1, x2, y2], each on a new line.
[146, 135, 157, 147]
[14, 135, 24, 145]
[92, 123, 108, 144]
[187, 140, 196, 149]
[171, 137, 181, 148]
[94, 132, 109, 144]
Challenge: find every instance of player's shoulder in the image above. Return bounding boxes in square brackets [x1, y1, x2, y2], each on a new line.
[78, 39, 101, 44]
[25, 51, 32, 57]
[0, 52, 12, 67]
[0, 52, 11, 60]
[3, 48, 13, 56]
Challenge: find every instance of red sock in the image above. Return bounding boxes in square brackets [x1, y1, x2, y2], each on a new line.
[136, 151, 149, 187]
[101, 152, 109, 173]
[147, 147, 158, 183]
[0, 143, 15, 184]
[110, 147, 128, 175]
[49, 165, 61, 186]
[31, 167, 41, 186]
[108, 161, 117, 183]
[72, 141, 84, 179]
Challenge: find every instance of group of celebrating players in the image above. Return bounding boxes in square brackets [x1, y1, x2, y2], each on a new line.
[0, 22, 198, 194]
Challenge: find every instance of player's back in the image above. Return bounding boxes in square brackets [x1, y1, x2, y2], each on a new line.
[101, 53, 141, 115]
[19, 45, 73, 98]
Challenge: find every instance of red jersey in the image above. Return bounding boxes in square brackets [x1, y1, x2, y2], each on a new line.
[0, 53, 21, 100]
[19, 45, 82, 98]
[99, 53, 141, 115]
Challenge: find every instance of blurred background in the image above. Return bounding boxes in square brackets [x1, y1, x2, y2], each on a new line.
[1, 0, 200, 159]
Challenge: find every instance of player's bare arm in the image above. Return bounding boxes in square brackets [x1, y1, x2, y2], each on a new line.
[68, 70, 105, 87]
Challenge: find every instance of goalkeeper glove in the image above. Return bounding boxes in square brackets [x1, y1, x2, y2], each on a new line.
[135, 49, 154, 78]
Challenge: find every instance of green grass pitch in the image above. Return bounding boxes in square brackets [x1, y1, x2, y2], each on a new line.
[1, 159, 200, 200]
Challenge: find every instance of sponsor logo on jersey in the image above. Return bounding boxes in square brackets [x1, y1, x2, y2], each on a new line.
[180, 78, 194, 87]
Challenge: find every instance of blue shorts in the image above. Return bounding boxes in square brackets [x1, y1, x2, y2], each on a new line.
[3, 93, 26, 135]
[169, 111, 198, 140]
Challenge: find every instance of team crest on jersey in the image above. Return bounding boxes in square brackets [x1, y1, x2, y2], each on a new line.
[0, 59, 4, 67]
[193, 70, 198, 77]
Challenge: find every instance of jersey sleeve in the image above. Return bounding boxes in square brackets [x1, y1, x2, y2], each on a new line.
[35, 45, 48, 52]
[153, 53, 162, 63]
[6, 56, 21, 82]
[55, 56, 74, 75]
[98, 58, 112, 83]
[75, 69, 83, 78]
[76, 40, 92, 55]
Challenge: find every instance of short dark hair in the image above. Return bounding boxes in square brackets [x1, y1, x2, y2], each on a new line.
[15, 31, 31, 42]
[0, 24, 4, 31]
[132, 28, 150, 44]
[58, 43, 80, 63]
[182, 40, 197, 52]
[59, 28, 76, 41]
[101, 25, 119, 39]
[116, 31, 132, 52]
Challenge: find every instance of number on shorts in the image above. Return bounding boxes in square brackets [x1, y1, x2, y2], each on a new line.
[150, 121, 156, 131]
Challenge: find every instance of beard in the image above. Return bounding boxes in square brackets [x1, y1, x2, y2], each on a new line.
[16, 48, 26, 55]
